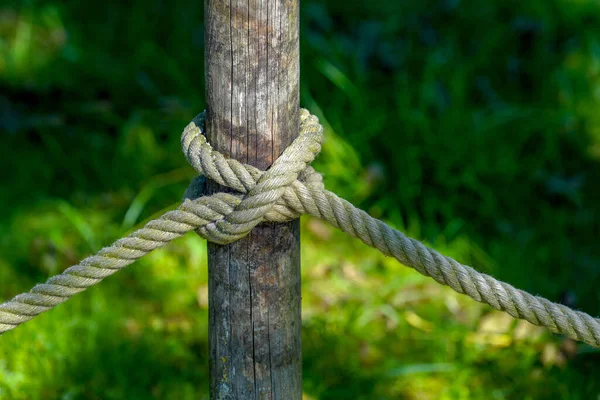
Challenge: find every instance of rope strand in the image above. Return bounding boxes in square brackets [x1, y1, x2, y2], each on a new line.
[1, 109, 599, 348]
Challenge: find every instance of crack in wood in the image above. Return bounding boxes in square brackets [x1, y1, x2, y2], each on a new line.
[205, 0, 301, 398]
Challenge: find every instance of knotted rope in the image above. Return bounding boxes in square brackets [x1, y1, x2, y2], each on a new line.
[1, 109, 599, 348]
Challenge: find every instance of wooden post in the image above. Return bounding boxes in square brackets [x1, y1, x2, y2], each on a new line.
[204, 0, 301, 399]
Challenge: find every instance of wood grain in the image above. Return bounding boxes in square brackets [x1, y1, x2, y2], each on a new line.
[204, 0, 301, 398]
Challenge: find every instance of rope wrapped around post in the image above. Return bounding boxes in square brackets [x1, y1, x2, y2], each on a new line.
[1, 109, 599, 348]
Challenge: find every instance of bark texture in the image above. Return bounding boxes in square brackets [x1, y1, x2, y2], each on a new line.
[204, 0, 301, 398]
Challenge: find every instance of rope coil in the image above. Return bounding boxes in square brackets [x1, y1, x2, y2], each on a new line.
[1, 109, 599, 348]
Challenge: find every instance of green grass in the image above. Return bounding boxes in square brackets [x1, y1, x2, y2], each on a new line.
[1, 0, 600, 398]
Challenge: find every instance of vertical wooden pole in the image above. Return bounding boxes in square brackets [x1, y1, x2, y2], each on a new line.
[204, 0, 301, 399]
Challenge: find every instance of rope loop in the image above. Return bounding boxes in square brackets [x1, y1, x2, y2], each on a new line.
[181, 109, 325, 244]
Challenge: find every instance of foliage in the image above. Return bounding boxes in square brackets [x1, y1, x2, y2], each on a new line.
[0, 0, 599, 398]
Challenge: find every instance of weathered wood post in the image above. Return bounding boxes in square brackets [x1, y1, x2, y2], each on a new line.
[204, 0, 301, 398]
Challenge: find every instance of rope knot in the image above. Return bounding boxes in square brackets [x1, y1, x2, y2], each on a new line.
[2, 108, 600, 347]
[181, 109, 324, 244]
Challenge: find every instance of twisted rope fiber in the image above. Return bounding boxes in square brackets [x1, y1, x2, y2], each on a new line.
[1, 110, 599, 349]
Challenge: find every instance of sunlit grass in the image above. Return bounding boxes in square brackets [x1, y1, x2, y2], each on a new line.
[0, 6, 66, 84]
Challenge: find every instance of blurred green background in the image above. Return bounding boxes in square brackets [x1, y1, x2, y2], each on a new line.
[1, 0, 600, 398]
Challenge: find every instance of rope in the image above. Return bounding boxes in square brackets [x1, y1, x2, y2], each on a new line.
[1, 109, 599, 349]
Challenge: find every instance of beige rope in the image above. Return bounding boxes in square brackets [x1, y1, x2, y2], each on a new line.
[1, 109, 599, 348]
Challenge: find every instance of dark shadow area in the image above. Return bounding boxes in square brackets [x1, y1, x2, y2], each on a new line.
[300, 0, 600, 315]
[0, 0, 205, 223]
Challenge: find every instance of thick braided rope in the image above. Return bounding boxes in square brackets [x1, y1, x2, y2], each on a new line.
[182, 110, 600, 347]
[181, 109, 324, 243]
[0, 111, 323, 334]
[0, 195, 241, 334]
[1, 109, 599, 349]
